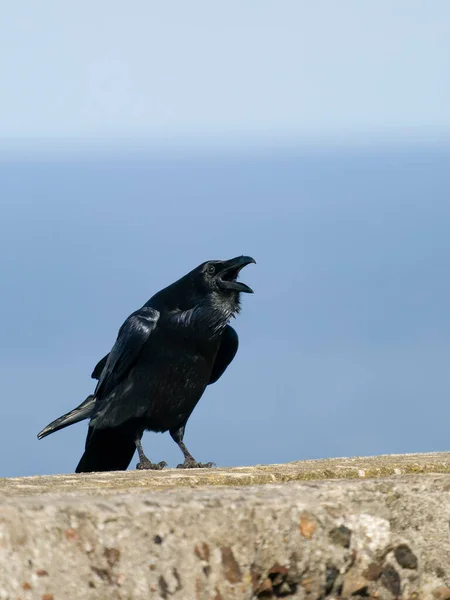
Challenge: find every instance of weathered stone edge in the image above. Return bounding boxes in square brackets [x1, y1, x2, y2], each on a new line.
[3, 451, 450, 496]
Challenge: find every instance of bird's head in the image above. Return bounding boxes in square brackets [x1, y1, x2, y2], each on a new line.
[196, 255, 256, 317]
[149, 255, 256, 320]
[200, 255, 256, 296]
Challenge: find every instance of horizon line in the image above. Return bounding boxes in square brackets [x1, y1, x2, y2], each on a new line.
[1, 132, 450, 160]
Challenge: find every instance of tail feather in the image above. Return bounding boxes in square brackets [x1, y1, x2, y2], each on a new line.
[37, 395, 96, 440]
[75, 423, 138, 473]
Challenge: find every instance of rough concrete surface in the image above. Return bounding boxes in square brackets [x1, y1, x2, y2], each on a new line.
[3, 451, 450, 497]
[2, 453, 450, 599]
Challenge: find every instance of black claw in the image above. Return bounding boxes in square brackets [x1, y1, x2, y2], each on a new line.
[176, 459, 216, 469]
[136, 459, 167, 470]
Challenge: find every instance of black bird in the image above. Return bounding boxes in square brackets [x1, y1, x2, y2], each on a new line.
[37, 256, 255, 473]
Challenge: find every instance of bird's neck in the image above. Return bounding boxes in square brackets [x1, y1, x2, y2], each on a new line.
[172, 295, 239, 339]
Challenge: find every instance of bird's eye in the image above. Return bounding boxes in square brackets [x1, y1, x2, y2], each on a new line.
[207, 264, 216, 275]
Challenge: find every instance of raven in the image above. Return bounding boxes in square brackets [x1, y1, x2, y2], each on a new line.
[37, 256, 255, 473]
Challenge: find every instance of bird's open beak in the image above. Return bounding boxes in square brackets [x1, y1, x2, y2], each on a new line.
[216, 255, 256, 294]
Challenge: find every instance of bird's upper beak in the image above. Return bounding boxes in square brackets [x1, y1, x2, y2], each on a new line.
[216, 255, 256, 294]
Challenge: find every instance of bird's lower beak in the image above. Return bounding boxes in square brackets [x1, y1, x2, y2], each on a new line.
[217, 255, 256, 294]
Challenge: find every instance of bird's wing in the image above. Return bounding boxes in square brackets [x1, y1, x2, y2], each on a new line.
[208, 324, 239, 384]
[91, 354, 109, 380]
[94, 306, 160, 400]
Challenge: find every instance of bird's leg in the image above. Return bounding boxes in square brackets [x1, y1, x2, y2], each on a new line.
[135, 436, 167, 470]
[170, 426, 215, 469]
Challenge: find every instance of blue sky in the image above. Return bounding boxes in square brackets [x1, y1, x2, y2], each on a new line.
[1, 2, 450, 147]
[1, 3, 450, 477]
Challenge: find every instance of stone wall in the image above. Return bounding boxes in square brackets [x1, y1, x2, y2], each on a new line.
[2, 452, 450, 599]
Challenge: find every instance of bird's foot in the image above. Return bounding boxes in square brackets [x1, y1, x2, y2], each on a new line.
[136, 459, 167, 470]
[176, 459, 216, 469]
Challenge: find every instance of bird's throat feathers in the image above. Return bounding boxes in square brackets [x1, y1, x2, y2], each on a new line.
[173, 291, 241, 337]
[146, 265, 244, 337]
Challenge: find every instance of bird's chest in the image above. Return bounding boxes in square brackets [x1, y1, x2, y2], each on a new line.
[142, 325, 221, 383]
[163, 332, 220, 376]
[160, 315, 222, 361]
[140, 332, 221, 430]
